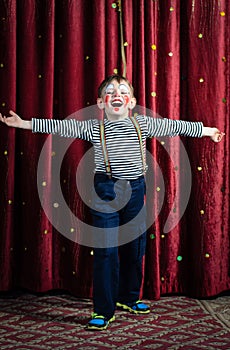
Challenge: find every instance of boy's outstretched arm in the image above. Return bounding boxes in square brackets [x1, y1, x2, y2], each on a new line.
[0, 110, 32, 130]
[202, 126, 225, 143]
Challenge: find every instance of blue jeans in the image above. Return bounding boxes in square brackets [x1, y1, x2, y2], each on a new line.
[90, 173, 147, 319]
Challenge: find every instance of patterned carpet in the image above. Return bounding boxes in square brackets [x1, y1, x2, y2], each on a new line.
[0, 291, 229, 349]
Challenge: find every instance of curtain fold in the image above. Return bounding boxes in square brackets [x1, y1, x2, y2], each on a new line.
[0, 0, 17, 290]
[0, 0, 229, 299]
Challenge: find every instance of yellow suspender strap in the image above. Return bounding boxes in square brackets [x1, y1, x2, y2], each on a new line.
[129, 116, 147, 174]
[99, 120, 112, 178]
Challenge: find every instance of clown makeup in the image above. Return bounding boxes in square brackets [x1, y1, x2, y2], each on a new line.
[104, 83, 131, 110]
[105, 83, 115, 94]
[105, 83, 131, 96]
[117, 84, 130, 95]
[119, 84, 131, 105]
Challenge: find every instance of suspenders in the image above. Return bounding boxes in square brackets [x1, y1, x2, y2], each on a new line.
[99, 120, 112, 178]
[129, 116, 147, 175]
[99, 116, 147, 178]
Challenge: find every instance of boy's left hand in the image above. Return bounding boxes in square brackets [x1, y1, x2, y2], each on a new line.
[210, 128, 225, 143]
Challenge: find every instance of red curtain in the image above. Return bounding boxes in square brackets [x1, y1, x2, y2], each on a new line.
[0, 0, 229, 299]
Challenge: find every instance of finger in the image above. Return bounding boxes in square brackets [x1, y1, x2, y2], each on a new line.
[217, 134, 223, 142]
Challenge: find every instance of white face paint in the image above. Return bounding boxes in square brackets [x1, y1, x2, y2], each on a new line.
[104, 83, 130, 95]
[118, 84, 130, 94]
[105, 83, 115, 94]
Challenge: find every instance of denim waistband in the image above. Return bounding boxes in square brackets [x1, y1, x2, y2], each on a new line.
[94, 172, 144, 183]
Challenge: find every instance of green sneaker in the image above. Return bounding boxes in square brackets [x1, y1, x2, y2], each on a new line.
[116, 300, 150, 314]
[87, 313, 115, 330]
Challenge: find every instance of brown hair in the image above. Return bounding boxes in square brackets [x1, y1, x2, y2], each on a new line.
[98, 75, 134, 97]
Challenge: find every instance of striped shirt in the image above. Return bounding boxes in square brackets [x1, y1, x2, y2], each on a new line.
[32, 115, 203, 180]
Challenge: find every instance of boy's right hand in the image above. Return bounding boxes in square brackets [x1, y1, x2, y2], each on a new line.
[0, 110, 32, 129]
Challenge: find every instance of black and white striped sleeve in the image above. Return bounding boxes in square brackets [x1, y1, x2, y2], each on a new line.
[144, 116, 203, 138]
[32, 118, 95, 141]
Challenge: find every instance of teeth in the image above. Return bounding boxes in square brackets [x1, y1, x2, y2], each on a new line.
[112, 101, 123, 107]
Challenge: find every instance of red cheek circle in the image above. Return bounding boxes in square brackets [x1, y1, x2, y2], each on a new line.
[105, 95, 110, 104]
[124, 95, 130, 105]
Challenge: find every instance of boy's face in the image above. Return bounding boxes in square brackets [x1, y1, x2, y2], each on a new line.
[97, 79, 136, 120]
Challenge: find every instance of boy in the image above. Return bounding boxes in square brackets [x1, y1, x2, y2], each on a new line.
[0, 75, 225, 330]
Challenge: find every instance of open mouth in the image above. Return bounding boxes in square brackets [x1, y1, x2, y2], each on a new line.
[111, 100, 123, 107]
